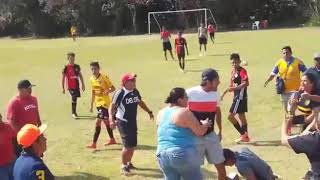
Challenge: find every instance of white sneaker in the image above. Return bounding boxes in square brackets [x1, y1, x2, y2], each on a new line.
[199, 53, 203, 57]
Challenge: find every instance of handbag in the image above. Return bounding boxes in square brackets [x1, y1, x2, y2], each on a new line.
[276, 63, 290, 94]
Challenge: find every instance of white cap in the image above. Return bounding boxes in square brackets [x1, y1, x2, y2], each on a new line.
[314, 52, 320, 60]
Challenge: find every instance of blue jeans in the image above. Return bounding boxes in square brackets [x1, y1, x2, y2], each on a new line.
[157, 147, 202, 180]
[0, 162, 14, 180]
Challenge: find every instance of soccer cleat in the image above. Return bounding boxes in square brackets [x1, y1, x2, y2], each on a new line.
[86, 143, 96, 149]
[127, 162, 137, 170]
[72, 113, 78, 119]
[121, 165, 131, 176]
[235, 134, 250, 143]
[104, 138, 117, 146]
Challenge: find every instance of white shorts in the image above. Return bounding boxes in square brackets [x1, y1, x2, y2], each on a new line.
[196, 132, 225, 165]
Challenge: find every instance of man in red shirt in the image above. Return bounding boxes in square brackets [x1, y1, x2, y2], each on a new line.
[62, 52, 85, 119]
[175, 31, 189, 73]
[160, 26, 174, 61]
[208, 22, 216, 44]
[7, 80, 41, 133]
[0, 113, 16, 180]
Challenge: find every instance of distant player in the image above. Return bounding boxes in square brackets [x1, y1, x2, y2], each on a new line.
[70, 25, 77, 42]
[174, 31, 189, 72]
[87, 62, 116, 149]
[221, 53, 250, 143]
[160, 26, 174, 61]
[198, 23, 208, 56]
[208, 22, 216, 44]
[62, 52, 85, 119]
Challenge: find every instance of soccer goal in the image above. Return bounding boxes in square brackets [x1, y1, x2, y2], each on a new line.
[147, 8, 217, 34]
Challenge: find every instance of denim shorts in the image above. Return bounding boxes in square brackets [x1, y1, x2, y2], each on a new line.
[0, 162, 14, 180]
[197, 132, 225, 165]
[156, 146, 203, 180]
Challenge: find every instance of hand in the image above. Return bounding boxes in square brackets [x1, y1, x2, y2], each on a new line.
[109, 120, 116, 129]
[103, 89, 109, 96]
[228, 87, 234, 92]
[62, 89, 65, 94]
[89, 106, 93, 113]
[200, 118, 211, 128]
[82, 85, 85, 92]
[148, 111, 154, 120]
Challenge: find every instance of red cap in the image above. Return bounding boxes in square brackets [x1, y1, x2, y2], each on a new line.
[121, 73, 137, 86]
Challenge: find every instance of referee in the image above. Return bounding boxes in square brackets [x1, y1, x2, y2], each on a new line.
[109, 73, 154, 176]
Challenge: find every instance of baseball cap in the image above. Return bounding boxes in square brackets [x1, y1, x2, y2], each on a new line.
[121, 73, 137, 86]
[17, 124, 47, 148]
[314, 53, 320, 60]
[17, 80, 35, 89]
[202, 68, 219, 81]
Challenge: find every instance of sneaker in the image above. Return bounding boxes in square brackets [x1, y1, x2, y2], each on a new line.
[199, 53, 203, 57]
[235, 134, 250, 143]
[127, 162, 137, 170]
[72, 113, 78, 119]
[121, 165, 131, 176]
[180, 68, 185, 73]
[86, 143, 96, 149]
[104, 138, 116, 146]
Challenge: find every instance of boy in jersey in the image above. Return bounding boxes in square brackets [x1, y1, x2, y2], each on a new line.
[62, 52, 85, 119]
[208, 22, 216, 44]
[198, 23, 208, 56]
[175, 31, 189, 72]
[70, 25, 77, 42]
[221, 53, 250, 143]
[87, 62, 116, 149]
[160, 26, 174, 61]
[109, 73, 154, 175]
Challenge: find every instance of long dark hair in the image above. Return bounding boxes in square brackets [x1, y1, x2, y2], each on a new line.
[165, 87, 186, 104]
[303, 72, 318, 93]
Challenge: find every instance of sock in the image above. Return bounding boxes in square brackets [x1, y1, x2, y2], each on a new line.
[93, 126, 101, 143]
[106, 125, 114, 139]
[72, 97, 77, 114]
[242, 124, 248, 134]
[233, 122, 243, 135]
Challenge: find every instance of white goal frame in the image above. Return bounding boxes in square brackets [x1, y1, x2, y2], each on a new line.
[147, 8, 217, 34]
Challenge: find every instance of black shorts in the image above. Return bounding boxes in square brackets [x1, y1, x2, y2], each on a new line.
[69, 89, 80, 98]
[209, 32, 215, 38]
[199, 37, 207, 45]
[163, 42, 172, 51]
[230, 98, 248, 114]
[117, 120, 137, 148]
[177, 53, 185, 60]
[292, 115, 306, 125]
[97, 107, 109, 120]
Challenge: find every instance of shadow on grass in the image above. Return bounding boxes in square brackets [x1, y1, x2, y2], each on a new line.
[56, 172, 110, 180]
[186, 58, 200, 61]
[137, 144, 157, 151]
[242, 140, 281, 146]
[185, 69, 203, 73]
[132, 167, 163, 179]
[202, 168, 217, 179]
[214, 42, 232, 44]
[76, 115, 96, 120]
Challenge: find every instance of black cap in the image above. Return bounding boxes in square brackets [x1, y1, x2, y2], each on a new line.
[17, 80, 35, 89]
[202, 68, 219, 81]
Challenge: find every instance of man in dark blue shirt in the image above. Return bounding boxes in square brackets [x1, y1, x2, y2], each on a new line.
[223, 147, 277, 180]
[109, 73, 154, 176]
[13, 124, 54, 180]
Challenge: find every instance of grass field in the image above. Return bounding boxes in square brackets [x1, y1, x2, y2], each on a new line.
[1, 27, 320, 180]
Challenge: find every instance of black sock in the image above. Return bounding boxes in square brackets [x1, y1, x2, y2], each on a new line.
[242, 124, 248, 134]
[72, 97, 77, 114]
[93, 126, 101, 143]
[106, 125, 114, 139]
[233, 123, 243, 135]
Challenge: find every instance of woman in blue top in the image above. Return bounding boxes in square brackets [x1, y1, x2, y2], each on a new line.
[156, 87, 210, 180]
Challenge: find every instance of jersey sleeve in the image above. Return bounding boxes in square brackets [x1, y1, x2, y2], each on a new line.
[135, 89, 142, 101]
[30, 163, 55, 180]
[240, 68, 249, 82]
[271, 61, 280, 75]
[6, 99, 17, 128]
[112, 89, 123, 106]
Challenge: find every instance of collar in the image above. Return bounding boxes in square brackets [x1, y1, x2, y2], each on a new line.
[285, 57, 294, 65]
[94, 73, 101, 80]
[21, 150, 42, 161]
[122, 87, 133, 93]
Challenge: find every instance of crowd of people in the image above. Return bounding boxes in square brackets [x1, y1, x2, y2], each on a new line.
[1, 28, 320, 180]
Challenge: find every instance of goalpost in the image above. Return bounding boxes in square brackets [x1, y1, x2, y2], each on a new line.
[147, 8, 217, 34]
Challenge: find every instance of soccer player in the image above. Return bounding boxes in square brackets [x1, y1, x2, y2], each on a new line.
[221, 53, 250, 143]
[175, 31, 189, 72]
[70, 25, 77, 42]
[198, 23, 208, 56]
[187, 69, 227, 180]
[208, 22, 216, 44]
[160, 26, 174, 61]
[87, 62, 116, 149]
[62, 52, 85, 119]
[109, 73, 154, 176]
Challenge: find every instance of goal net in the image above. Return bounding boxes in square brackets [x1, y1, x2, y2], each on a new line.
[147, 8, 217, 34]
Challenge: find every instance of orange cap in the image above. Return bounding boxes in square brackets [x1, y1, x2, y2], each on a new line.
[17, 124, 47, 148]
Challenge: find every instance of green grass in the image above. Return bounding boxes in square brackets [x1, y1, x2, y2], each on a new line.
[1, 27, 319, 179]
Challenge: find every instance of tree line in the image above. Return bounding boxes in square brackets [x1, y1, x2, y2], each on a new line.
[0, 0, 319, 37]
